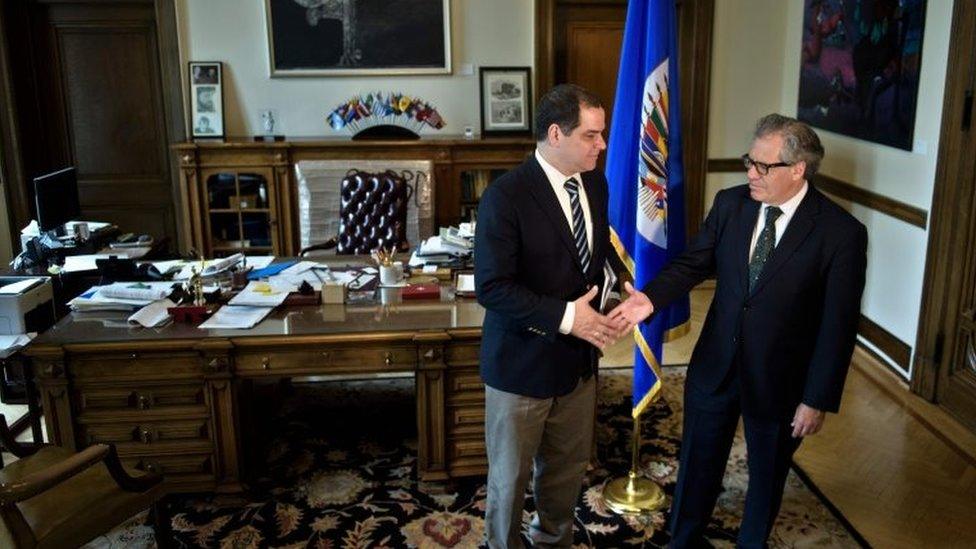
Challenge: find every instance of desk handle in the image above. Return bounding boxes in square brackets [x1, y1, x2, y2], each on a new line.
[142, 460, 161, 474]
[384, 352, 393, 366]
[135, 393, 153, 410]
[262, 357, 271, 370]
[137, 426, 154, 444]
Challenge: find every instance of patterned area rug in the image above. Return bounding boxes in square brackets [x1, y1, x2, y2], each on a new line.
[88, 368, 858, 548]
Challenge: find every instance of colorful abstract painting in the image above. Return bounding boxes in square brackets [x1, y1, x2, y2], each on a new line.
[797, 0, 927, 150]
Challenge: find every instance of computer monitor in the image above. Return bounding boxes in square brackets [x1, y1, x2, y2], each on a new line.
[33, 167, 81, 234]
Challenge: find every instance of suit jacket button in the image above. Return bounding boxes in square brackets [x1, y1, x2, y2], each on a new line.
[732, 336, 738, 344]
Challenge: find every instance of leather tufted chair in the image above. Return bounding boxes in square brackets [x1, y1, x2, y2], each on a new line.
[301, 169, 414, 256]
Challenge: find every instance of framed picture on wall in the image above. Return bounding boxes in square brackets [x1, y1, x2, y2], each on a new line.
[189, 61, 224, 139]
[479, 67, 532, 136]
[264, 0, 451, 76]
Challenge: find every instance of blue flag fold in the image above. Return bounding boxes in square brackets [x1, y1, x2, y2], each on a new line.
[605, 0, 691, 417]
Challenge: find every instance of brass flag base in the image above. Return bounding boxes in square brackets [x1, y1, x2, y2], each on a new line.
[602, 415, 668, 515]
[603, 471, 667, 514]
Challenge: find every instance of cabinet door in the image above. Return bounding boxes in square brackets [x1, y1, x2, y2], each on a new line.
[199, 167, 281, 256]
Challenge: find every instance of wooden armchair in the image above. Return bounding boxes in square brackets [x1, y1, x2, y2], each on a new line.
[0, 415, 164, 548]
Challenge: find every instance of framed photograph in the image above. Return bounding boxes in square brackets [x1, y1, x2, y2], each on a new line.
[264, 0, 451, 76]
[189, 62, 224, 139]
[479, 67, 532, 136]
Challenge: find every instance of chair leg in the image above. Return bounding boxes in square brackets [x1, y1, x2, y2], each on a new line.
[150, 499, 173, 549]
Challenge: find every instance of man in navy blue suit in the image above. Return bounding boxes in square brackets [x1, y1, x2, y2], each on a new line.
[610, 114, 867, 548]
[475, 84, 623, 547]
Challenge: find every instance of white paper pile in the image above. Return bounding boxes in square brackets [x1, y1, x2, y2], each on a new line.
[199, 306, 273, 329]
[68, 282, 177, 312]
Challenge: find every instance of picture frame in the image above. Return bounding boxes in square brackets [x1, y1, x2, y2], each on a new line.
[264, 0, 452, 76]
[479, 67, 532, 136]
[189, 61, 224, 139]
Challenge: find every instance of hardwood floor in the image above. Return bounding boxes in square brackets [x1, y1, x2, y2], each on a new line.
[795, 349, 976, 548]
[603, 285, 976, 548]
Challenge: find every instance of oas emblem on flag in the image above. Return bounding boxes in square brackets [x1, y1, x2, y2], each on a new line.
[636, 59, 670, 250]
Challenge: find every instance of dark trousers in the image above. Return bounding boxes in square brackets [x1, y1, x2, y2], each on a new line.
[668, 372, 803, 549]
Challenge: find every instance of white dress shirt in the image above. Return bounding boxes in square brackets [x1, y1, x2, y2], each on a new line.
[748, 181, 808, 260]
[534, 149, 593, 335]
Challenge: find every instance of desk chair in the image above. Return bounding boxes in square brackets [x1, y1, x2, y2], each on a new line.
[300, 169, 414, 256]
[0, 415, 164, 548]
[295, 160, 435, 258]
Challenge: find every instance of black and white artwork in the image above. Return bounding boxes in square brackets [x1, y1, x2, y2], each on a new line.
[189, 62, 224, 138]
[265, 0, 451, 76]
[480, 67, 532, 136]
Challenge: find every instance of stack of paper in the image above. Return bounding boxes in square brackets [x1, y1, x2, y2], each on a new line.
[171, 255, 276, 280]
[228, 280, 294, 307]
[199, 306, 273, 329]
[68, 282, 177, 312]
[128, 299, 176, 328]
[0, 333, 35, 359]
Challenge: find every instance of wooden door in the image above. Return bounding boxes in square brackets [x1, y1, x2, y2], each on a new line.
[1, 0, 181, 242]
[535, 0, 713, 239]
[913, 0, 976, 432]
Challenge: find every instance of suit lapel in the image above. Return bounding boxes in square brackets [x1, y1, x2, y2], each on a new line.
[524, 156, 582, 270]
[749, 187, 820, 296]
[735, 198, 762, 294]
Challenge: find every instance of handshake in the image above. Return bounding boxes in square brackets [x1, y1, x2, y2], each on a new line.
[571, 282, 655, 349]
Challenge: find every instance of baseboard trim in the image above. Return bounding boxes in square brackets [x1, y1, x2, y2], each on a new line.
[857, 314, 911, 372]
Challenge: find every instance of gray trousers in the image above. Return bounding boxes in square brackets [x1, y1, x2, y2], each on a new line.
[484, 376, 596, 548]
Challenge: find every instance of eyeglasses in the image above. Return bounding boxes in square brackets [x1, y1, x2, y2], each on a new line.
[741, 154, 792, 176]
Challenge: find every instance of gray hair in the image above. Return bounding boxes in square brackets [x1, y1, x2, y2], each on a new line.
[753, 114, 824, 177]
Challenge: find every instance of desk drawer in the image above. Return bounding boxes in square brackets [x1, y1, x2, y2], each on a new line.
[447, 404, 485, 437]
[448, 437, 486, 461]
[74, 382, 206, 414]
[236, 345, 416, 375]
[79, 417, 211, 446]
[445, 343, 480, 366]
[123, 452, 214, 478]
[71, 351, 203, 380]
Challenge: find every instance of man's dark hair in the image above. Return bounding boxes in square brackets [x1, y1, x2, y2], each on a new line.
[753, 113, 825, 177]
[534, 84, 603, 142]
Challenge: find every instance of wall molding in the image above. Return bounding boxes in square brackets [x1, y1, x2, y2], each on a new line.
[706, 157, 928, 228]
[858, 314, 912, 373]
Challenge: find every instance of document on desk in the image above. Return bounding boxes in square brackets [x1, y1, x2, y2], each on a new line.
[128, 298, 175, 328]
[199, 305, 273, 329]
[228, 280, 293, 307]
[98, 281, 175, 302]
[62, 254, 113, 273]
[0, 333, 35, 359]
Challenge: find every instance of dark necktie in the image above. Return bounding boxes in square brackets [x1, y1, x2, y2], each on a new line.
[748, 206, 783, 291]
[563, 178, 591, 273]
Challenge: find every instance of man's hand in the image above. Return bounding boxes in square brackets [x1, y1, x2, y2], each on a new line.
[570, 286, 622, 350]
[607, 282, 654, 337]
[791, 403, 826, 438]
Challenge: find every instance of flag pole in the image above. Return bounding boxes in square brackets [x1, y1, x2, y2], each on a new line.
[602, 413, 666, 514]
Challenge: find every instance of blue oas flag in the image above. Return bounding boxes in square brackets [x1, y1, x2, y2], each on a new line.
[606, 0, 690, 418]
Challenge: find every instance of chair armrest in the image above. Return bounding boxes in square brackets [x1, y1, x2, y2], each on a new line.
[0, 444, 162, 506]
[299, 237, 338, 257]
[102, 445, 163, 492]
[0, 444, 109, 505]
[0, 414, 41, 459]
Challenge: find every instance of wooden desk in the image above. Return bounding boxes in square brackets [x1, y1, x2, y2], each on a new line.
[25, 298, 486, 493]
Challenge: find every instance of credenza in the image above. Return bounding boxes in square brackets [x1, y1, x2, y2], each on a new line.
[172, 136, 535, 257]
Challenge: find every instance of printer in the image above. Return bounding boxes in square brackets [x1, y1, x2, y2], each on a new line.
[0, 277, 56, 335]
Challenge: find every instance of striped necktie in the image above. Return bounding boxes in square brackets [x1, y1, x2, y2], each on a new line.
[563, 177, 591, 273]
[748, 206, 783, 291]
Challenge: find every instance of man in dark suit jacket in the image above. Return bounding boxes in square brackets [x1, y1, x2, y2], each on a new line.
[475, 84, 623, 548]
[610, 114, 867, 548]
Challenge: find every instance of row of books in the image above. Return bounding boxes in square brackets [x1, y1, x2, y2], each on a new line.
[459, 169, 506, 202]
